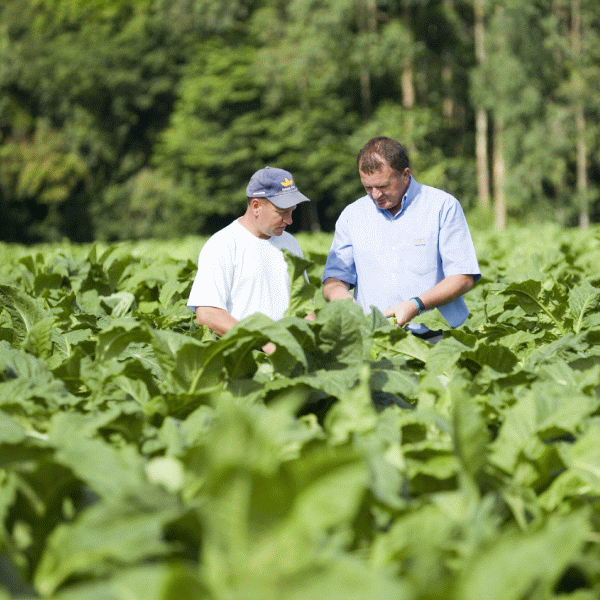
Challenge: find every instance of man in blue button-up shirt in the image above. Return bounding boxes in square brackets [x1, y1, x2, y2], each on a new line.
[322, 136, 480, 336]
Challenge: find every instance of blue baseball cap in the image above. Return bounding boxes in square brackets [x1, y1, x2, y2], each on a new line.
[246, 166, 310, 209]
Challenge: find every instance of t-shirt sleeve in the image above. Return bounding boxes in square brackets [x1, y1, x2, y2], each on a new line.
[322, 212, 357, 286]
[187, 236, 233, 312]
[287, 235, 304, 258]
[438, 198, 481, 282]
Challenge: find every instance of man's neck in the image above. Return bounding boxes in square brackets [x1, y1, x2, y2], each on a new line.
[237, 214, 270, 240]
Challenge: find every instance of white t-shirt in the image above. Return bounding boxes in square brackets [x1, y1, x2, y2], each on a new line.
[187, 219, 304, 321]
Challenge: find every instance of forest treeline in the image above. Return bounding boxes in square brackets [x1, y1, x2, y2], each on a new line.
[0, 0, 598, 243]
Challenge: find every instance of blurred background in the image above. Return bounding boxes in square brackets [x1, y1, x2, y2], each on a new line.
[0, 0, 598, 244]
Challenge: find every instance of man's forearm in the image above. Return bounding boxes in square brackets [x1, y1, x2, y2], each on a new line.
[196, 306, 238, 337]
[196, 306, 278, 355]
[418, 274, 475, 310]
[322, 277, 354, 302]
[384, 274, 475, 327]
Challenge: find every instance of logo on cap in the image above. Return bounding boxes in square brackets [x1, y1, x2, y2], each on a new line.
[281, 178, 294, 188]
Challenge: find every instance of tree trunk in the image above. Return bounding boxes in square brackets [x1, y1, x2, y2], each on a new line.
[474, 0, 491, 210]
[476, 108, 491, 211]
[442, 0, 454, 123]
[442, 56, 453, 122]
[555, 174, 567, 227]
[400, 4, 416, 155]
[356, 0, 377, 117]
[493, 116, 506, 231]
[298, 76, 321, 231]
[571, 0, 588, 229]
[576, 105, 588, 229]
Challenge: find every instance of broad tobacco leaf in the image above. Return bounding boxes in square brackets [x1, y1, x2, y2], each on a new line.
[488, 383, 597, 474]
[311, 300, 370, 368]
[497, 279, 568, 335]
[283, 249, 317, 319]
[539, 424, 600, 510]
[48, 564, 209, 600]
[456, 510, 590, 600]
[568, 280, 600, 333]
[199, 313, 311, 386]
[180, 399, 379, 598]
[452, 390, 490, 477]
[0, 283, 49, 347]
[0, 341, 79, 422]
[94, 317, 151, 362]
[34, 501, 186, 597]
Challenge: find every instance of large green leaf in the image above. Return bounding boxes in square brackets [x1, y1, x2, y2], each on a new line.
[539, 425, 600, 510]
[34, 501, 186, 597]
[283, 249, 317, 319]
[48, 413, 169, 503]
[569, 280, 600, 333]
[277, 556, 413, 600]
[148, 328, 208, 394]
[452, 390, 490, 477]
[0, 284, 49, 347]
[197, 313, 311, 386]
[370, 503, 458, 590]
[461, 342, 519, 375]
[49, 564, 209, 600]
[194, 400, 372, 599]
[456, 510, 590, 600]
[0, 411, 27, 445]
[488, 383, 597, 473]
[497, 279, 568, 335]
[94, 317, 151, 362]
[325, 364, 378, 444]
[311, 300, 369, 368]
[0, 341, 79, 421]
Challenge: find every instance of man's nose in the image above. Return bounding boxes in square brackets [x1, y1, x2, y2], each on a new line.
[283, 213, 293, 225]
[371, 188, 382, 200]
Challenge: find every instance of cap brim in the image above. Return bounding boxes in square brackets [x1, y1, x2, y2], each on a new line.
[267, 190, 310, 209]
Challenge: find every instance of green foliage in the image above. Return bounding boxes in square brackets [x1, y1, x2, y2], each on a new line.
[0, 0, 193, 241]
[1, 225, 600, 597]
[2, 0, 599, 241]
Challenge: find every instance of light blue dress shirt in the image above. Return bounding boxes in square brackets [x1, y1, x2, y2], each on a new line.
[323, 176, 481, 328]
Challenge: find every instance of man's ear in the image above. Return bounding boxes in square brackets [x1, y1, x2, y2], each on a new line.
[249, 197, 263, 213]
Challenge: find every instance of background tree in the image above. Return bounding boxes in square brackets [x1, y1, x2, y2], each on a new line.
[472, 0, 491, 212]
[0, 0, 193, 241]
[0, 0, 599, 242]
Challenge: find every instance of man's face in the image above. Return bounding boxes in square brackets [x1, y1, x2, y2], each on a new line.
[255, 199, 295, 239]
[359, 162, 410, 216]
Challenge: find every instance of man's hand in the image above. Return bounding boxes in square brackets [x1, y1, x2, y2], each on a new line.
[383, 300, 418, 327]
[262, 341, 277, 355]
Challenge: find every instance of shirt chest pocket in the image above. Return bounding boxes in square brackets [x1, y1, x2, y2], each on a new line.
[402, 234, 438, 276]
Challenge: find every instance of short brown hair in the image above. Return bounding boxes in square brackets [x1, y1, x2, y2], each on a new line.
[357, 137, 410, 175]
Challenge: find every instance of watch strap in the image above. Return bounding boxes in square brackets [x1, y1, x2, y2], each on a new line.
[410, 296, 426, 314]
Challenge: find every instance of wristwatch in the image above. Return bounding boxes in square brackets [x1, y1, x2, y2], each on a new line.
[410, 296, 426, 315]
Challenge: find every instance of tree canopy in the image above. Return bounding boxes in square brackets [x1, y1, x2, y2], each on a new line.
[0, 0, 599, 242]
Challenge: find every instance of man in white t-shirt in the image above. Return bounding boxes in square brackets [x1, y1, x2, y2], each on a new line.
[187, 166, 312, 352]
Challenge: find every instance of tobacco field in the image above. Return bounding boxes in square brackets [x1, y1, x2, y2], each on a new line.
[1, 224, 600, 599]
